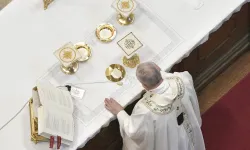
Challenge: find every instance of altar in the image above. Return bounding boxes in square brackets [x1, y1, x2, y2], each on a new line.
[0, 0, 249, 150]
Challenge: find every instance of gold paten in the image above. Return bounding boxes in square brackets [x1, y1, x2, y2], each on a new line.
[96, 23, 117, 42]
[117, 13, 135, 26]
[61, 62, 79, 75]
[105, 64, 126, 82]
[74, 42, 92, 62]
[43, 0, 54, 10]
[122, 53, 140, 68]
[29, 87, 49, 144]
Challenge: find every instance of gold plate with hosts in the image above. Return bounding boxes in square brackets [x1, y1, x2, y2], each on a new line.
[105, 64, 126, 82]
[74, 42, 92, 62]
[96, 23, 117, 42]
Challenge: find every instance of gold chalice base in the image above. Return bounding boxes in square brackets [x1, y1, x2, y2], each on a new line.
[61, 62, 79, 75]
[123, 54, 140, 68]
[117, 13, 135, 25]
[105, 64, 126, 82]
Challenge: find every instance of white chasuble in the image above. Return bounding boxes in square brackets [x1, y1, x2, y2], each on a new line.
[117, 71, 205, 150]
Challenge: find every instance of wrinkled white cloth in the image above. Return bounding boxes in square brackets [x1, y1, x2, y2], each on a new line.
[117, 71, 205, 150]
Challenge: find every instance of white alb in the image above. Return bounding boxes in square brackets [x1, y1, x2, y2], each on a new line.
[117, 71, 205, 150]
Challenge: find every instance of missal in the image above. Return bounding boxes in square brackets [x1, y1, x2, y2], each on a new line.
[36, 82, 74, 145]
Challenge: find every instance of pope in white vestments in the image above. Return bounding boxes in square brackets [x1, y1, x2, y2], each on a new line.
[104, 62, 205, 150]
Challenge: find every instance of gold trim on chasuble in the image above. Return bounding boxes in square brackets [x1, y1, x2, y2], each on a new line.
[142, 76, 195, 148]
[142, 77, 185, 115]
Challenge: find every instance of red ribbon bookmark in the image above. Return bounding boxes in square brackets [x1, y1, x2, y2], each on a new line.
[57, 136, 62, 150]
[49, 136, 54, 148]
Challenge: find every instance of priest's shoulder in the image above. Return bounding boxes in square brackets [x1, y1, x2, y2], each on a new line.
[132, 94, 153, 114]
[161, 71, 192, 80]
[168, 71, 194, 84]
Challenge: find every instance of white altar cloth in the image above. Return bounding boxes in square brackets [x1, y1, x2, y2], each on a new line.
[36, 2, 183, 149]
[0, 0, 248, 149]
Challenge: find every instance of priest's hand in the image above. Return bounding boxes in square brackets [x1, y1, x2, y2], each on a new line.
[104, 98, 124, 115]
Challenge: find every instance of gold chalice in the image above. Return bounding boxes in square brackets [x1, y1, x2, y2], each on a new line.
[112, 0, 136, 26]
[54, 42, 81, 75]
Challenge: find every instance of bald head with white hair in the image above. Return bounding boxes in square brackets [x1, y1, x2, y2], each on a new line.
[136, 62, 163, 90]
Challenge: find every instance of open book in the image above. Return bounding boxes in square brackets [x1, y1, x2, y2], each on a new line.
[36, 82, 74, 145]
